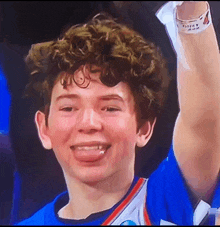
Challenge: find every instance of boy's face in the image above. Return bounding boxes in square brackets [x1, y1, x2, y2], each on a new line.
[36, 66, 155, 183]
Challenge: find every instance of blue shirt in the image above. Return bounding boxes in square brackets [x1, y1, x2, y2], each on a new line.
[16, 146, 220, 225]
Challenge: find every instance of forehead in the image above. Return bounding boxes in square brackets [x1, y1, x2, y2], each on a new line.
[51, 67, 134, 104]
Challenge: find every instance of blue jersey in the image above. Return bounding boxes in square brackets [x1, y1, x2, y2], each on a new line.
[16, 146, 220, 225]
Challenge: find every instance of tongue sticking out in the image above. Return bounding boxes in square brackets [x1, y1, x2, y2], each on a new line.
[72, 146, 108, 162]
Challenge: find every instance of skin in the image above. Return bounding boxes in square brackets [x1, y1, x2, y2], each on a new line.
[35, 66, 156, 219]
[33, 1, 220, 221]
[173, 1, 220, 202]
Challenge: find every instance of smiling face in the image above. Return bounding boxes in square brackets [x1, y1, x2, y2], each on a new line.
[35, 65, 155, 184]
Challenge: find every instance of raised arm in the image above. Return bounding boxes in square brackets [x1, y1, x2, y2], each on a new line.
[171, 1, 220, 201]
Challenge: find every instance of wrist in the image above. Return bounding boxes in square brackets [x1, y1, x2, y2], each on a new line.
[175, 1, 212, 34]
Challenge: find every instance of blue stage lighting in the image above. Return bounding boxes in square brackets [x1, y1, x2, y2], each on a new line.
[0, 67, 11, 134]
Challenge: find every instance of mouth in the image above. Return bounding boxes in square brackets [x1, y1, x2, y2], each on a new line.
[70, 142, 111, 162]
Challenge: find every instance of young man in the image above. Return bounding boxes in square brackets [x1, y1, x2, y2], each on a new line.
[16, 1, 220, 225]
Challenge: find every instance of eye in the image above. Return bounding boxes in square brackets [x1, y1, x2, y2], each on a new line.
[102, 106, 121, 112]
[60, 107, 75, 112]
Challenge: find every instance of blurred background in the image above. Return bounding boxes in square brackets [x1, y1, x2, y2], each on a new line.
[0, 1, 219, 225]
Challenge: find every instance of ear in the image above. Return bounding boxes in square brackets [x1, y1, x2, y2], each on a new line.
[35, 110, 52, 150]
[136, 118, 157, 147]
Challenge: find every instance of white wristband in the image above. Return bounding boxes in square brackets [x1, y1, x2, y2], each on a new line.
[176, 2, 212, 34]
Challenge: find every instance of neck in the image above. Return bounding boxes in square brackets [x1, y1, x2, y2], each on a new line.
[58, 171, 134, 220]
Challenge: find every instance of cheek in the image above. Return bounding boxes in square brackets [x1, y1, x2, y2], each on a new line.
[48, 115, 74, 147]
[105, 115, 138, 149]
[48, 117, 75, 168]
[108, 115, 137, 135]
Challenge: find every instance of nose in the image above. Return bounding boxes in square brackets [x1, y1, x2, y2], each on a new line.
[77, 109, 103, 134]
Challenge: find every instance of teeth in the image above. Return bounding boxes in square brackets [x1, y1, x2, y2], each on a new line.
[75, 145, 104, 151]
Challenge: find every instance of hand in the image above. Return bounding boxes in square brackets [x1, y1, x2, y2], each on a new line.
[176, 1, 208, 20]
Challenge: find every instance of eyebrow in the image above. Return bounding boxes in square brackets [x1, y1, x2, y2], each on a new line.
[55, 94, 125, 102]
[99, 94, 124, 102]
[55, 94, 80, 102]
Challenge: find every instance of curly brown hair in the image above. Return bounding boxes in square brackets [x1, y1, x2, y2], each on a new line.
[24, 13, 170, 128]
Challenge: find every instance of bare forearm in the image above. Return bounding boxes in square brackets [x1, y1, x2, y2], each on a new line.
[172, 2, 220, 200]
[176, 2, 220, 126]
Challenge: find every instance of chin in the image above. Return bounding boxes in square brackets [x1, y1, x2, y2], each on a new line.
[81, 175, 106, 185]
[66, 165, 112, 184]
[81, 168, 111, 184]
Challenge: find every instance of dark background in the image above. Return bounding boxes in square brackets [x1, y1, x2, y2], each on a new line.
[0, 1, 219, 225]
